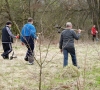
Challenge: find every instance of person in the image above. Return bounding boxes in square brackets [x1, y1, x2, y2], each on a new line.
[1, 21, 19, 59]
[20, 17, 38, 65]
[59, 22, 81, 68]
[91, 25, 98, 42]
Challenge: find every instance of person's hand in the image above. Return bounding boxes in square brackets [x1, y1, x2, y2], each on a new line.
[60, 49, 62, 53]
[16, 34, 19, 39]
[35, 37, 38, 43]
[78, 29, 81, 33]
[96, 31, 98, 33]
[91, 31, 93, 34]
[22, 42, 24, 45]
[36, 36, 39, 40]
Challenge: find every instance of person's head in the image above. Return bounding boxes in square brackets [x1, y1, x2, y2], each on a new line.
[6, 21, 12, 27]
[66, 22, 72, 29]
[93, 25, 96, 27]
[28, 17, 33, 24]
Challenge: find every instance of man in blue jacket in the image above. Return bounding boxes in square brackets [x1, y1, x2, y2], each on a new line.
[21, 17, 37, 65]
[59, 22, 81, 68]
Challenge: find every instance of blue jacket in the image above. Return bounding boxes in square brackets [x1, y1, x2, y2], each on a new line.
[21, 23, 37, 42]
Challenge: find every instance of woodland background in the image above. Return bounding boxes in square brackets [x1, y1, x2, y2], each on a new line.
[0, 0, 100, 42]
[0, 1, 100, 90]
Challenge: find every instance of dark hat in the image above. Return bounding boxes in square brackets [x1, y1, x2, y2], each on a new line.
[28, 17, 33, 22]
[6, 21, 12, 25]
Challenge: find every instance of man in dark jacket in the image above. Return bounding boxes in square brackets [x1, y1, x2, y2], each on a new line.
[59, 22, 81, 67]
[1, 21, 18, 59]
[20, 17, 38, 65]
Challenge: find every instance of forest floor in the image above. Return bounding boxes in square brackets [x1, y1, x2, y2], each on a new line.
[0, 40, 100, 90]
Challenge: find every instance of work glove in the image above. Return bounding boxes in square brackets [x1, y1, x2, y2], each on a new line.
[96, 31, 98, 33]
[36, 36, 39, 40]
[34, 36, 38, 42]
[78, 29, 81, 33]
[60, 49, 62, 53]
[16, 34, 19, 39]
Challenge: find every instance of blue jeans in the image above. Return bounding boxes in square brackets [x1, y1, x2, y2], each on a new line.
[63, 48, 77, 67]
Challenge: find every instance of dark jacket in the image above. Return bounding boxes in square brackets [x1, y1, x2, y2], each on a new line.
[59, 29, 80, 49]
[2, 26, 15, 43]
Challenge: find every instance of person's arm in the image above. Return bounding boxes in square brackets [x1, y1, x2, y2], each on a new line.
[95, 28, 98, 33]
[72, 29, 81, 40]
[91, 27, 93, 34]
[6, 27, 16, 38]
[96, 31, 98, 33]
[59, 33, 63, 52]
[91, 28, 93, 34]
[30, 25, 37, 39]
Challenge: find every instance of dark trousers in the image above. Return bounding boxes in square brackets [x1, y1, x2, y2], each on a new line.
[2, 43, 12, 58]
[23, 36, 34, 62]
[92, 35, 96, 41]
[63, 47, 77, 67]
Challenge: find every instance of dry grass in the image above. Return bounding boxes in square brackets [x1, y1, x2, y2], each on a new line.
[0, 41, 100, 90]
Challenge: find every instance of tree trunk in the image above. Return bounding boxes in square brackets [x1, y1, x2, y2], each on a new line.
[5, 0, 13, 21]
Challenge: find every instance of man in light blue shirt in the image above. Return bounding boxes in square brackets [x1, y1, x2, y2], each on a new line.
[21, 17, 37, 65]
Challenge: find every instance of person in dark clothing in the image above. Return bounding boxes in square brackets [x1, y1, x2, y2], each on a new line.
[59, 22, 81, 68]
[1, 21, 19, 59]
[20, 17, 38, 65]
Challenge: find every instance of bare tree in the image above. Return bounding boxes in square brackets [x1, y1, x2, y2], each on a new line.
[87, 0, 100, 35]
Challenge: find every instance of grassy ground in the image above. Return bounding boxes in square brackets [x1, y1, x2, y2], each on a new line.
[0, 41, 100, 90]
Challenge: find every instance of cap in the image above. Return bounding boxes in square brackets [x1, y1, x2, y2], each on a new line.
[6, 21, 12, 25]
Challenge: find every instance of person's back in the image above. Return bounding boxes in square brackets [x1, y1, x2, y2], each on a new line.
[2, 26, 13, 43]
[59, 29, 80, 49]
[91, 26, 97, 35]
[21, 22, 37, 44]
[21, 23, 31, 36]
[22, 23, 32, 34]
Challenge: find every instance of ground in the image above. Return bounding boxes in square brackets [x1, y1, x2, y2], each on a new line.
[0, 40, 100, 90]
